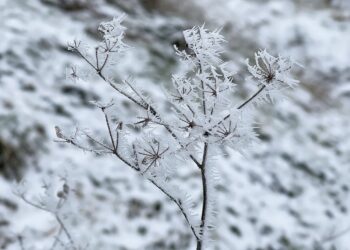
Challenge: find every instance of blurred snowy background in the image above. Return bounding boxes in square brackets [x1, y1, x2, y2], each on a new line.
[1, 0, 350, 249]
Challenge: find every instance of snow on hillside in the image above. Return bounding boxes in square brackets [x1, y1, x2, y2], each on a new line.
[1, 0, 350, 249]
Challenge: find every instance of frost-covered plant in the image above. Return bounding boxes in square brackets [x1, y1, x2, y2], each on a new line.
[25, 15, 297, 249]
[15, 172, 83, 250]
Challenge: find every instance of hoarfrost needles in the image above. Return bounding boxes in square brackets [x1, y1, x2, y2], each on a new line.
[246, 49, 299, 103]
[18, 15, 298, 250]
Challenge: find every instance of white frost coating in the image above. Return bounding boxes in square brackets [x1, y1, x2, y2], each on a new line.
[18, 15, 297, 249]
[98, 14, 127, 42]
[247, 50, 297, 88]
[15, 170, 84, 250]
[246, 49, 299, 104]
[183, 25, 225, 66]
[200, 152, 221, 248]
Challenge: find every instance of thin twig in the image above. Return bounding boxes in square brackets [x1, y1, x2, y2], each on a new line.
[49, 227, 63, 250]
[237, 85, 266, 110]
[197, 29, 207, 116]
[75, 50, 98, 71]
[56, 138, 113, 155]
[149, 178, 200, 241]
[55, 215, 76, 249]
[102, 109, 116, 152]
[82, 131, 114, 152]
[100, 54, 109, 72]
[124, 79, 148, 106]
[18, 194, 77, 250]
[19, 194, 51, 212]
[95, 47, 99, 69]
[199, 63, 207, 116]
[322, 226, 350, 243]
[207, 85, 267, 132]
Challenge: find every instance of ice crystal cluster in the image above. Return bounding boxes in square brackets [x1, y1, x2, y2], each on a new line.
[18, 15, 297, 249]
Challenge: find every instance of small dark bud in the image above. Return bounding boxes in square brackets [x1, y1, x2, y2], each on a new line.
[117, 122, 123, 130]
[63, 183, 70, 194]
[57, 191, 65, 198]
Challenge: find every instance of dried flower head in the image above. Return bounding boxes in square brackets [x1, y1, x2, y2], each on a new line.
[247, 49, 298, 89]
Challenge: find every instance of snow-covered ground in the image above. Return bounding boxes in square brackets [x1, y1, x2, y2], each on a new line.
[1, 0, 350, 249]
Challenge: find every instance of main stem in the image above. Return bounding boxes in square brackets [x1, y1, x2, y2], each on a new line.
[197, 143, 209, 250]
[197, 53, 209, 249]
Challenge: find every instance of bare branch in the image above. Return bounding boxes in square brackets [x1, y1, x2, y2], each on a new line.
[75, 49, 98, 71]
[56, 137, 113, 155]
[102, 108, 117, 153]
[81, 131, 114, 152]
[237, 85, 266, 110]
[95, 47, 99, 69]
[17, 193, 51, 213]
[148, 178, 200, 241]
[100, 53, 109, 72]
[199, 63, 207, 116]
[49, 228, 63, 250]
[55, 215, 76, 249]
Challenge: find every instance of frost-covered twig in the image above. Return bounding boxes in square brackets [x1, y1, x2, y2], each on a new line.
[148, 176, 200, 241]
[70, 38, 202, 168]
[58, 15, 298, 249]
[15, 181, 78, 250]
[321, 226, 350, 244]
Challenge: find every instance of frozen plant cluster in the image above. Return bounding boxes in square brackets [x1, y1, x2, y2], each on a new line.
[20, 15, 297, 249]
[15, 169, 86, 250]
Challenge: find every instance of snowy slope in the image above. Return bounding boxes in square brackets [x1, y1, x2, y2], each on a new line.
[1, 0, 350, 250]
